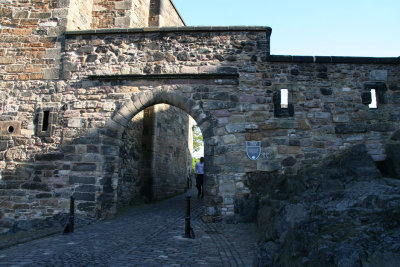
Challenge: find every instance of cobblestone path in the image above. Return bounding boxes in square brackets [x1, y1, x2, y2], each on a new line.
[0, 190, 260, 267]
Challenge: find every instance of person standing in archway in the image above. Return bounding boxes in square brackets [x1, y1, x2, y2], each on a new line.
[195, 157, 204, 198]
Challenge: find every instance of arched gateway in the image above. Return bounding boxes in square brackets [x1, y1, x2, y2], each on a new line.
[98, 87, 220, 220]
[0, 25, 398, 231]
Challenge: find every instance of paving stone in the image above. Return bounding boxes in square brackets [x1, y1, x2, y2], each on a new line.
[0, 190, 259, 266]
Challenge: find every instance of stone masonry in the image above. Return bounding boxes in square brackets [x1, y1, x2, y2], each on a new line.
[0, 0, 399, 232]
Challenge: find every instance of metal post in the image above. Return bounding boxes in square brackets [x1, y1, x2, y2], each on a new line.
[185, 195, 191, 238]
[63, 196, 75, 234]
[69, 196, 75, 233]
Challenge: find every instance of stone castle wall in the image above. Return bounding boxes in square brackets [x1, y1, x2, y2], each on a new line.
[152, 104, 191, 200]
[61, 28, 399, 220]
[117, 104, 192, 207]
[0, 0, 399, 232]
[91, 0, 151, 29]
[149, 0, 184, 27]
[0, 0, 190, 232]
[158, 0, 185, 27]
[67, 0, 93, 30]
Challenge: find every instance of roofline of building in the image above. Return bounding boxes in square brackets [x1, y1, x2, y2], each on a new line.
[64, 26, 272, 35]
[169, 0, 186, 26]
[268, 55, 400, 64]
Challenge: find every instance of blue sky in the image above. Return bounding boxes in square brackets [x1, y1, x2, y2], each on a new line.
[173, 0, 399, 57]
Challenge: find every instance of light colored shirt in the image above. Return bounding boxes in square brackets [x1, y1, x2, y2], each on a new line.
[195, 161, 204, 174]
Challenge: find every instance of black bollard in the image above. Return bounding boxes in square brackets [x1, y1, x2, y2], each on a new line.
[63, 196, 75, 234]
[184, 195, 191, 238]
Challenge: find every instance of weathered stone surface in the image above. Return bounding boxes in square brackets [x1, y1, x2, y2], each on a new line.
[278, 146, 301, 154]
[252, 145, 400, 266]
[69, 176, 96, 184]
[385, 144, 400, 178]
[335, 123, 367, 134]
[282, 156, 296, 166]
[21, 183, 50, 192]
[0, 0, 399, 236]
[257, 161, 281, 172]
[391, 130, 400, 141]
[177, 52, 189, 61]
[77, 202, 96, 212]
[72, 163, 97, 172]
[73, 192, 95, 201]
[370, 70, 387, 81]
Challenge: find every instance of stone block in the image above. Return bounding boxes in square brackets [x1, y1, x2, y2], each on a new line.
[0, 141, 8, 151]
[315, 112, 331, 120]
[177, 52, 189, 61]
[217, 66, 238, 74]
[35, 153, 64, 161]
[21, 183, 50, 192]
[68, 118, 82, 128]
[6, 65, 24, 73]
[75, 185, 97, 193]
[35, 193, 52, 199]
[223, 134, 236, 145]
[219, 181, 235, 194]
[73, 192, 95, 201]
[335, 123, 367, 134]
[43, 68, 59, 80]
[333, 115, 350, 123]
[63, 62, 78, 72]
[225, 124, 246, 134]
[77, 202, 96, 212]
[0, 56, 15, 64]
[370, 70, 387, 81]
[115, 17, 130, 28]
[368, 123, 395, 132]
[115, 0, 132, 9]
[278, 146, 301, 154]
[282, 156, 296, 166]
[257, 161, 281, 172]
[72, 163, 97, 172]
[101, 145, 118, 156]
[69, 176, 95, 184]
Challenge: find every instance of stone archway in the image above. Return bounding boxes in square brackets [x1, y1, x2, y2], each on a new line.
[97, 89, 220, 220]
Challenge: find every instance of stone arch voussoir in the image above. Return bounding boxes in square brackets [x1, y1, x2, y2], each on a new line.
[100, 88, 220, 220]
[109, 89, 212, 136]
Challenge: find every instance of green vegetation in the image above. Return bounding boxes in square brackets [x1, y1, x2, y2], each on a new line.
[192, 125, 203, 172]
[192, 157, 200, 172]
[192, 125, 203, 154]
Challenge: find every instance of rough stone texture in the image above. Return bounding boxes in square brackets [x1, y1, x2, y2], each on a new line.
[0, 193, 259, 266]
[0, 0, 399, 233]
[67, 0, 93, 30]
[152, 104, 192, 199]
[117, 104, 192, 207]
[92, 0, 151, 28]
[384, 143, 400, 178]
[250, 145, 400, 266]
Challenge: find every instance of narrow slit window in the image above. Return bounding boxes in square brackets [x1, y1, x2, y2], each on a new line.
[369, 89, 378, 109]
[281, 89, 289, 109]
[42, 110, 50, 131]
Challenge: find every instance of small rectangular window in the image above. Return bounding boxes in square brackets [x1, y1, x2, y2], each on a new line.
[42, 110, 50, 131]
[369, 89, 378, 109]
[281, 89, 289, 109]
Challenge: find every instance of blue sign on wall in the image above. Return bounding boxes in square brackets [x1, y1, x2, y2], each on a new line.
[246, 141, 261, 160]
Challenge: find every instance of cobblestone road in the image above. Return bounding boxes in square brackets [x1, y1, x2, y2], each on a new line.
[0, 190, 260, 267]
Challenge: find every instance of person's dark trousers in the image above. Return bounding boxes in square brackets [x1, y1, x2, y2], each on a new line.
[196, 174, 204, 198]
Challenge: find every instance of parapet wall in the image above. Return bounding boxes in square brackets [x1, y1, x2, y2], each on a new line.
[0, 22, 398, 230]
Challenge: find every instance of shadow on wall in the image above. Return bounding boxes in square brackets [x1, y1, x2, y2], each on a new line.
[245, 141, 400, 266]
[0, 88, 212, 234]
